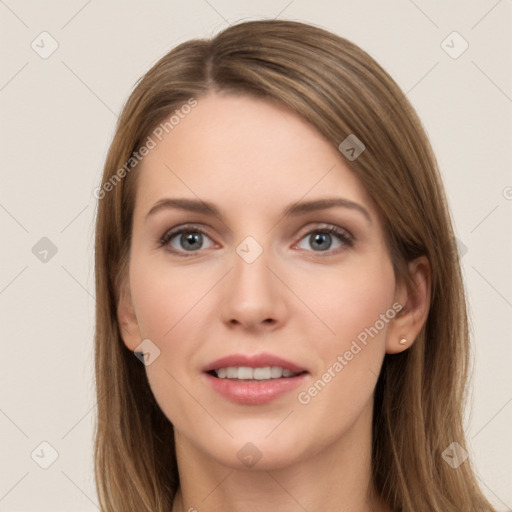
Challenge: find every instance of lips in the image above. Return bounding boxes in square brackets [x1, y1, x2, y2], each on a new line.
[202, 352, 309, 405]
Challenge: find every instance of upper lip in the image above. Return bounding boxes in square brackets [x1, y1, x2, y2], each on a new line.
[202, 353, 307, 374]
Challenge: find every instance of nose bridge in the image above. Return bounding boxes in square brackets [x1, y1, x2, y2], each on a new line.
[233, 233, 274, 300]
[221, 232, 285, 328]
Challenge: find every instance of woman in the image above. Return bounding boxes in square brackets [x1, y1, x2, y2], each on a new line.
[93, 19, 497, 511]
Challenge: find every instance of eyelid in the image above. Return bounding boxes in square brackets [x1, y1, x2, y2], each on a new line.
[296, 222, 353, 240]
[160, 223, 212, 239]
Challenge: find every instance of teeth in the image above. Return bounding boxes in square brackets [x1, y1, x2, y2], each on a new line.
[213, 366, 300, 380]
[226, 367, 238, 378]
[237, 366, 253, 379]
[270, 366, 283, 378]
[253, 367, 271, 380]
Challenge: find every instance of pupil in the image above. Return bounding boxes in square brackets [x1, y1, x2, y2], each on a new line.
[312, 233, 331, 251]
[182, 232, 202, 250]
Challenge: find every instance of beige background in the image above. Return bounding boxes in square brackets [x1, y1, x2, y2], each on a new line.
[1, 0, 511, 510]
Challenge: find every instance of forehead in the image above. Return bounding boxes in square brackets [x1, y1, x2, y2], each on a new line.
[133, 93, 375, 219]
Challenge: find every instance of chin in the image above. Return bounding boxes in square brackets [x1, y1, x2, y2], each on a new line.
[198, 429, 314, 472]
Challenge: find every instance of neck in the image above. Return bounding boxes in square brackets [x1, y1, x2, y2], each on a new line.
[171, 400, 392, 512]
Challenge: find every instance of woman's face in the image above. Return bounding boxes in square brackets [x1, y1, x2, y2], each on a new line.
[119, 92, 403, 470]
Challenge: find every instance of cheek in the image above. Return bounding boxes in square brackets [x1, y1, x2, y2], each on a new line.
[302, 255, 395, 390]
[295, 256, 396, 407]
[129, 248, 211, 340]
[128, 255, 215, 425]
[300, 254, 396, 348]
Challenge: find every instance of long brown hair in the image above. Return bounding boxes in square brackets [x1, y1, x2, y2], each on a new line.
[94, 19, 496, 511]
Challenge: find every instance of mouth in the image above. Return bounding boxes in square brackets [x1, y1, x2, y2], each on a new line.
[202, 352, 308, 379]
[202, 353, 309, 405]
[206, 366, 307, 380]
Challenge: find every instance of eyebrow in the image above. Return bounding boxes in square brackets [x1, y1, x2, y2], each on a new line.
[146, 197, 372, 223]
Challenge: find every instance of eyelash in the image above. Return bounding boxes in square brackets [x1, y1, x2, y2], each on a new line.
[158, 223, 354, 258]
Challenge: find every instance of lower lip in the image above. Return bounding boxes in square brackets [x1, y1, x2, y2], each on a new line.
[203, 372, 308, 405]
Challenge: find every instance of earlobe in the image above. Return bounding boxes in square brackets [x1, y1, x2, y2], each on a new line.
[386, 256, 431, 354]
[117, 281, 142, 352]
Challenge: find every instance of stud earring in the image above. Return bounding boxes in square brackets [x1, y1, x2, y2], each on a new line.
[399, 336, 407, 345]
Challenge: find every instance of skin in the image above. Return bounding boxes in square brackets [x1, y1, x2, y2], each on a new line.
[118, 92, 430, 512]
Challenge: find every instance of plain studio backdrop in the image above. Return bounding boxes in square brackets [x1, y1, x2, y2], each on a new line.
[0, 1, 511, 510]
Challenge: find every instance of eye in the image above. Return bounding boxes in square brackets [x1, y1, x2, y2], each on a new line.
[159, 225, 215, 255]
[159, 223, 354, 257]
[295, 225, 353, 254]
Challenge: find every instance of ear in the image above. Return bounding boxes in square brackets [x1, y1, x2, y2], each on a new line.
[117, 278, 142, 352]
[386, 256, 431, 354]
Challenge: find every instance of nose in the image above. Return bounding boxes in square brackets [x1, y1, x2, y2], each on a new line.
[220, 241, 287, 332]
